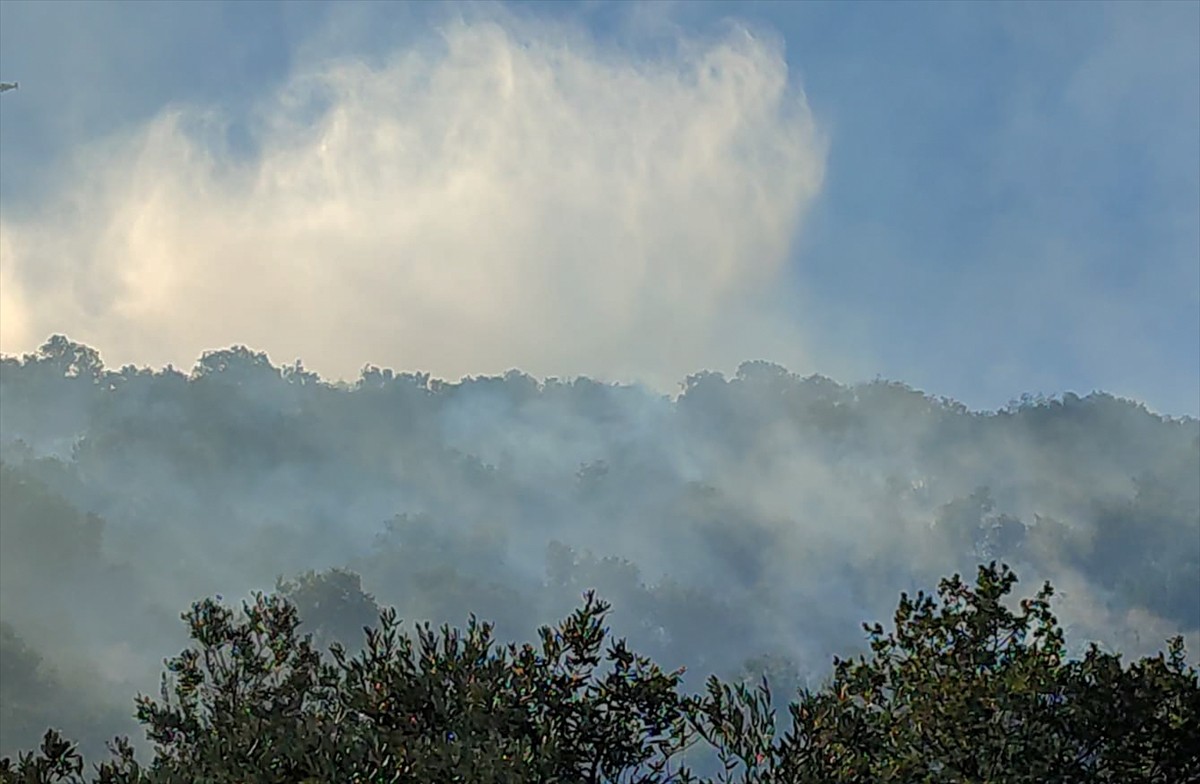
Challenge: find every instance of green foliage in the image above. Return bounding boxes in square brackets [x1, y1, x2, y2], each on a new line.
[688, 563, 1200, 783]
[274, 568, 382, 655]
[3, 564, 1196, 783]
[2, 591, 697, 784]
[0, 462, 105, 575]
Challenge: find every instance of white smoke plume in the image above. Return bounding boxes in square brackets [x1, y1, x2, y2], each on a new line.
[0, 15, 824, 388]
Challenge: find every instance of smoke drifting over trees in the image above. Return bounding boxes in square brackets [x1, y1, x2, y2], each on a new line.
[1, 335, 1197, 765]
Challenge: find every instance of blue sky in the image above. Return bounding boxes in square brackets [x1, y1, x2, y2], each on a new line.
[1, 0, 1196, 416]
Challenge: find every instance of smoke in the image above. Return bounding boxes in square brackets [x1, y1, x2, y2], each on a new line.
[1, 340, 1197, 765]
[0, 14, 824, 388]
[1, 7, 1196, 772]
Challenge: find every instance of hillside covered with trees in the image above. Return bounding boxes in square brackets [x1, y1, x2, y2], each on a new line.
[1, 336, 1197, 776]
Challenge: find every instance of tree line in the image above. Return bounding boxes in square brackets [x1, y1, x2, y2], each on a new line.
[3, 563, 1197, 783]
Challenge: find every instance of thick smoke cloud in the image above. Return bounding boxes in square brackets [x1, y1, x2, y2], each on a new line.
[2, 338, 1196, 765]
[0, 16, 824, 388]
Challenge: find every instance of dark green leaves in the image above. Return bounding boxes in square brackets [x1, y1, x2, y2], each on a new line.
[3, 565, 1197, 784]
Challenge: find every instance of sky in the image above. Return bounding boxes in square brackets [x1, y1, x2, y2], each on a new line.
[0, 0, 1197, 416]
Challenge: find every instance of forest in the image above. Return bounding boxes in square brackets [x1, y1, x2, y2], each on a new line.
[1, 335, 1198, 780]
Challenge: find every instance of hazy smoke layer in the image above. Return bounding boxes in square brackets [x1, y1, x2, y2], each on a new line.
[1, 338, 1196, 764]
[0, 16, 823, 387]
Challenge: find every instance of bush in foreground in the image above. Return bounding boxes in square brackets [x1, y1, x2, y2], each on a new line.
[2, 563, 1197, 783]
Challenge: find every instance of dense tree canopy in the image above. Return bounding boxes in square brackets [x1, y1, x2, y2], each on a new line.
[1, 337, 1197, 774]
[2, 564, 1196, 783]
